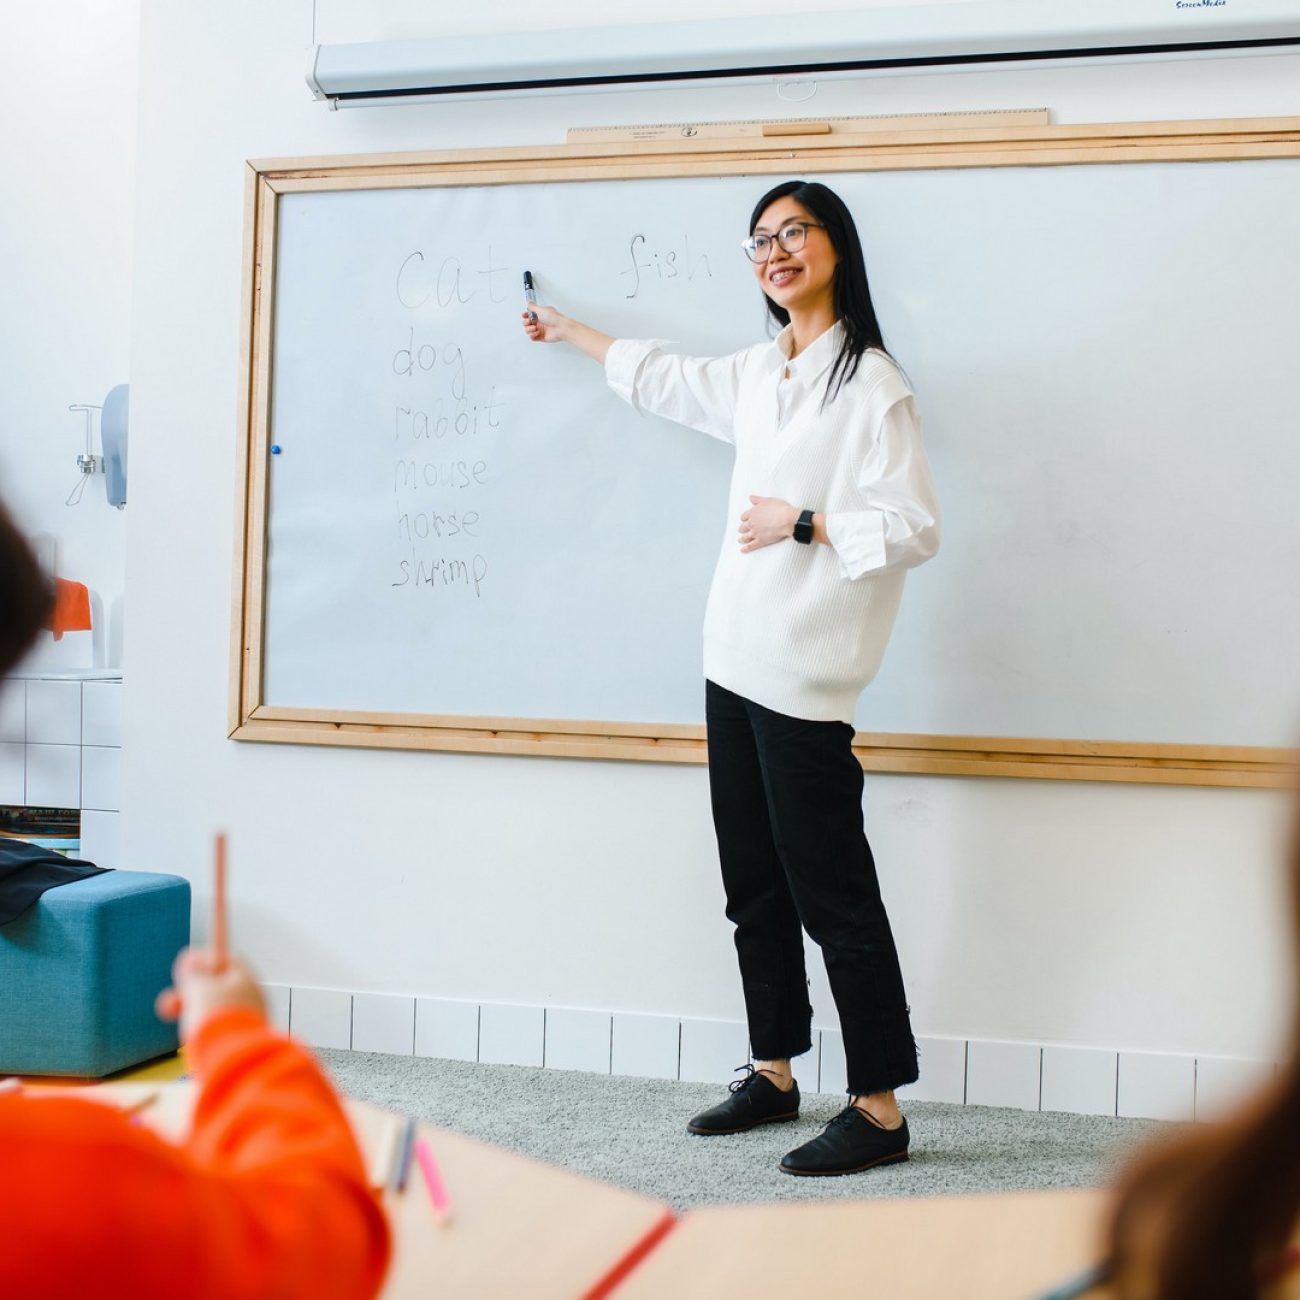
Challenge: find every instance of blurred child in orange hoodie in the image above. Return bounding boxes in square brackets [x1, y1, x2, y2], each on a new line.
[0, 951, 391, 1300]
[0, 502, 391, 1299]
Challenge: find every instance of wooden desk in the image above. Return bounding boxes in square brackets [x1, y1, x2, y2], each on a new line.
[74, 1081, 672, 1300]
[42, 1078, 1300, 1299]
[358, 1111, 673, 1298]
[618, 1187, 1110, 1299]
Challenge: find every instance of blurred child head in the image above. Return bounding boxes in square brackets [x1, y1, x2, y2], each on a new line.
[0, 501, 53, 677]
[1106, 777, 1300, 1299]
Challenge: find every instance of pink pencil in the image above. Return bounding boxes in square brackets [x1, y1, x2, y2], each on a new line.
[213, 832, 228, 974]
[413, 1137, 453, 1227]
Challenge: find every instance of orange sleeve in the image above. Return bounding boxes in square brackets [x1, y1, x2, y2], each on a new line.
[0, 1008, 390, 1300]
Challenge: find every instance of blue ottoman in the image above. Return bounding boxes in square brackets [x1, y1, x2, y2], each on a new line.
[0, 870, 190, 1077]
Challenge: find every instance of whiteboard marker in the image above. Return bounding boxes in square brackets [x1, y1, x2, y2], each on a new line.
[523, 270, 538, 323]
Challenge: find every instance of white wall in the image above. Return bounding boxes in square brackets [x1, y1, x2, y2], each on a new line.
[0, 3, 138, 669]
[119, 0, 1300, 1063]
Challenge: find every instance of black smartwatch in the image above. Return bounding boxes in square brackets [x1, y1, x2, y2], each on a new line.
[793, 508, 815, 545]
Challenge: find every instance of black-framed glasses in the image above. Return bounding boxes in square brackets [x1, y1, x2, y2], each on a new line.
[740, 221, 827, 264]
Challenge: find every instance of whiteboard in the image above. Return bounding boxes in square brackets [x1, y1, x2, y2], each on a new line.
[260, 159, 1300, 747]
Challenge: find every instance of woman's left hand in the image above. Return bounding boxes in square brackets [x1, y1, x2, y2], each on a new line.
[739, 496, 798, 553]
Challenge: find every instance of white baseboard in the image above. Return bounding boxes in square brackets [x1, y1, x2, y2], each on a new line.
[268, 985, 1277, 1121]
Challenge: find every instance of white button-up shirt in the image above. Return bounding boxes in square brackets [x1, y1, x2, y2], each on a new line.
[606, 320, 940, 722]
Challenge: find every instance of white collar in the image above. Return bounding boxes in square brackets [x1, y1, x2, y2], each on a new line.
[770, 319, 846, 383]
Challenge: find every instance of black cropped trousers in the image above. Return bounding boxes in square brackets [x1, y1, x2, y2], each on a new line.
[705, 679, 918, 1097]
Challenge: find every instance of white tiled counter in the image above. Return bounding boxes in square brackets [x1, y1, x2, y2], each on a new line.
[0, 672, 123, 869]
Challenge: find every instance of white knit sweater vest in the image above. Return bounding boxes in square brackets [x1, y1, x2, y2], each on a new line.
[607, 328, 938, 723]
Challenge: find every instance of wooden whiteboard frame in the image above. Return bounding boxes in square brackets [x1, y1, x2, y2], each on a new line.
[231, 114, 1300, 788]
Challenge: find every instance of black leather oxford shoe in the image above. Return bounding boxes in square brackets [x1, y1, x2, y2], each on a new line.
[686, 1064, 801, 1135]
[779, 1104, 909, 1175]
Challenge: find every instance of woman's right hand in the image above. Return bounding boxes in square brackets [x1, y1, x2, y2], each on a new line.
[521, 303, 566, 344]
[521, 305, 615, 364]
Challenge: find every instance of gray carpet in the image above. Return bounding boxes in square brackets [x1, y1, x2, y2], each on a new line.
[318, 1049, 1166, 1211]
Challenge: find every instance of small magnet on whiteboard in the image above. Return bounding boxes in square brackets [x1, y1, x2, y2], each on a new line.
[270, 444, 282, 455]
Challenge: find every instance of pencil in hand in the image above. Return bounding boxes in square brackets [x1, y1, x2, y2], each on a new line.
[212, 831, 228, 974]
[155, 832, 229, 1023]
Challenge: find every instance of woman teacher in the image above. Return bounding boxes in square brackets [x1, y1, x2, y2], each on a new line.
[521, 180, 940, 1177]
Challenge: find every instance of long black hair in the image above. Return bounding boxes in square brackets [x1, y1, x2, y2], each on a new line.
[749, 180, 900, 407]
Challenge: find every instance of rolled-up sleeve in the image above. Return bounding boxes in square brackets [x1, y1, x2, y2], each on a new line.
[604, 338, 746, 444]
[824, 393, 941, 581]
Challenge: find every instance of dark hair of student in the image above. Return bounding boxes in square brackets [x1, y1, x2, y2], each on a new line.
[0, 500, 53, 677]
[749, 179, 902, 408]
[1104, 778, 1300, 1299]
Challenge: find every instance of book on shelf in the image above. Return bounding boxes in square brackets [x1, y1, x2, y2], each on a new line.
[0, 806, 81, 856]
